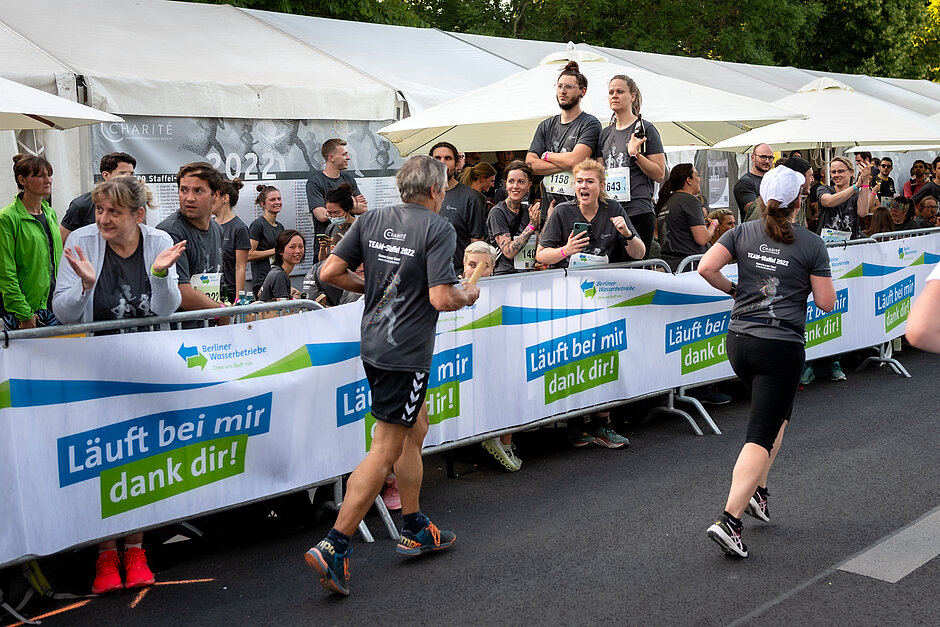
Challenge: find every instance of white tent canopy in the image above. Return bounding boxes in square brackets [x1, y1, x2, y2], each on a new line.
[0, 76, 122, 130]
[0, 0, 400, 120]
[712, 78, 940, 153]
[379, 48, 803, 155]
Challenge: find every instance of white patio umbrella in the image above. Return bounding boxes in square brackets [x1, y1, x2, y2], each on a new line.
[0, 76, 122, 131]
[378, 46, 802, 155]
[712, 78, 940, 154]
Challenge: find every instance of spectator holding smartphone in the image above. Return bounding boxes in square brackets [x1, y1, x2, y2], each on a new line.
[487, 160, 541, 275]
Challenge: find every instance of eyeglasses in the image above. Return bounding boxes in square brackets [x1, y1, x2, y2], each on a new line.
[753, 154, 774, 160]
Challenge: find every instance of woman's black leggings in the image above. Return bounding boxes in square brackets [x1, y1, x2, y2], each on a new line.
[726, 331, 805, 453]
[629, 212, 657, 259]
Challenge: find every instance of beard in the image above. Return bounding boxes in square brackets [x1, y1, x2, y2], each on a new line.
[558, 93, 581, 111]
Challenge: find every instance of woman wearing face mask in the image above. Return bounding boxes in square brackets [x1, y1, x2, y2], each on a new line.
[258, 229, 305, 301]
[248, 184, 285, 296]
[486, 160, 542, 275]
[320, 184, 357, 261]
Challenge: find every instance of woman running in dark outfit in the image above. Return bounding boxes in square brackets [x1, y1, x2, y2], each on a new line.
[697, 165, 836, 557]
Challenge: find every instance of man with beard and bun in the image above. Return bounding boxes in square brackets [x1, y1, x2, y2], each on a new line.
[430, 141, 486, 273]
[526, 61, 602, 213]
[735, 144, 774, 222]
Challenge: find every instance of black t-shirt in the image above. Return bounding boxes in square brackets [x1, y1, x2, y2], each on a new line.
[248, 217, 284, 286]
[529, 111, 602, 205]
[598, 120, 665, 217]
[540, 199, 638, 269]
[61, 192, 95, 232]
[305, 170, 361, 235]
[486, 201, 533, 275]
[257, 265, 291, 302]
[658, 191, 708, 259]
[93, 238, 152, 320]
[440, 183, 486, 272]
[331, 203, 458, 371]
[156, 211, 223, 283]
[815, 185, 862, 239]
[873, 176, 896, 199]
[219, 216, 250, 301]
[912, 180, 940, 205]
[733, 172, 763, 216]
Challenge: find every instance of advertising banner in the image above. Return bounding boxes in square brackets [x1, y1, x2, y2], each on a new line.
[91, 116, 405, 277]
[1, 234, 937, 567]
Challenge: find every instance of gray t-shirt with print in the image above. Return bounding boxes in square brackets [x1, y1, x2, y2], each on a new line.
[539, 199, 638, 269]
[529, 111, 602, 206]
[815, 185, 862, 239]
[305, 170, 361, 235]
[720, 220, 831, 342]
[157, 211, 222, 283]
[248, 217, 284, 287]
[331, 203, 458, 372]
[598, 120, 664, 217]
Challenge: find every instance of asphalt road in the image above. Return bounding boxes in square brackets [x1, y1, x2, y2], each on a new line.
[5, 347, 938, 626]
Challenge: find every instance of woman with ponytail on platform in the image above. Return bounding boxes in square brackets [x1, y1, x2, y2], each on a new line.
[697, 164, 836, 558]
[599, 75, 665, 256]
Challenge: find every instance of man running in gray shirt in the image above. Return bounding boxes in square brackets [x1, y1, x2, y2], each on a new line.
[305, 155, 480, 596]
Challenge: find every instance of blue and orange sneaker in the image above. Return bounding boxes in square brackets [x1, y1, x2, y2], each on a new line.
[305, 540, 351, 595]
[396, 520, 456, 556]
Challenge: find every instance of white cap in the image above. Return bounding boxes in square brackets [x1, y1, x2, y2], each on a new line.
[759, 165, 805, 207]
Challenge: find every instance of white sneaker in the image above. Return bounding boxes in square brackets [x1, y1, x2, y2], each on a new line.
[482, 438, 521, 472]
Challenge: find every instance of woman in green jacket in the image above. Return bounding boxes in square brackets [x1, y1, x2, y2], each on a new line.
[0, 154, 63, 329]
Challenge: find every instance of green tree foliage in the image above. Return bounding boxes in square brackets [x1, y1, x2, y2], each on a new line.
[912, 0, 940, 80]
[185, 0, 427, 27]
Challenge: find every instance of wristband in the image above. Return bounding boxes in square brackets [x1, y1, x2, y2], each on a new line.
[624, 231, 635, 241]
[560, 246, 568, 259]
[525, 223, 536, 233]
[150, 265, 168, 278]
[861, 184, 870, 189]
[543, 152, 550, 161]
[851, 184, 860, 193]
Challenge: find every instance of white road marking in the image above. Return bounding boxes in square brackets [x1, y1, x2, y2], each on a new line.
[838, 508, 940, 583]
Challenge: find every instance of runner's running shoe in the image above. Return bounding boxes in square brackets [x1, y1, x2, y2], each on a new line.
[800, 364, 815, 385]
[592, 425, 630, 449]
[396, 520, 456, 556]
[744, 488, 770, 522]
[707, 515, 748, 558]
[92, 550, 124, 594]
[482, 437, 522, 471]
[123, 547, 155, 589]
[829, 362, 847, 381]
[305, 541, 352, 595]
[570, 431, 597, 447]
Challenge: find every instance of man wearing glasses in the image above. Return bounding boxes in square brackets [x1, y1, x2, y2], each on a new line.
[733, 143, 774, 222]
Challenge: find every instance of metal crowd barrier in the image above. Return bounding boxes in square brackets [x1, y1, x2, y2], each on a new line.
[871, 226, 940, 242]
[2, 299, 401, 544]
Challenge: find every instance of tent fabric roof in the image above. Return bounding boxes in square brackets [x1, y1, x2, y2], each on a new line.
[0, 0, 936, 129]
[0, 0, 400, 120]
[243, 10, 525, 114]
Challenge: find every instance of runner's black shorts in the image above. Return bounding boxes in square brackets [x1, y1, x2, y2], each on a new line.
[363, 363, 430, 427]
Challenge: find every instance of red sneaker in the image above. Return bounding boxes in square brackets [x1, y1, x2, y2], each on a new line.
[123, 547, 155, 589]
[92, 550, 123, 594]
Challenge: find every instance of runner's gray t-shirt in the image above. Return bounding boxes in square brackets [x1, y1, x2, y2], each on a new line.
[305, 170, 361, 235]
[157, 211, 222, 283]
[815, 185, 861, 239]
[598, 120, 664, 217]
[720, 220, 831, 343]
[540, 199, 638, 269]
[331, 203, 458, 372]
[440, 183, 486, 272]
[248, 217, 284, 287]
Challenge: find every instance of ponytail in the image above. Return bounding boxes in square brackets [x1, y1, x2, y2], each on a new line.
[761, 198, 796, 244]
[655, 163, 695, 213]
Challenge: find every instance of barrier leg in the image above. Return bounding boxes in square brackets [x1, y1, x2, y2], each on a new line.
[856, 342, 911, 378]
[675, 386, 722, 435]
[644, 389, 704, 436]
[324, 477, 375, 543]
[373, 496, 400, 540]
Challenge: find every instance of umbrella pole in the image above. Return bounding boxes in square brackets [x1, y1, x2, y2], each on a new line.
[824, 144, 831, 185]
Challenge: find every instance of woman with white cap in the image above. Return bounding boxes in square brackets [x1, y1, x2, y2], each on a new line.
[697, 164, 836, 558]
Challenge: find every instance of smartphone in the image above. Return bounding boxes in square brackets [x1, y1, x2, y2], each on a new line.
[572, 222, 591, 238]
[316, 234, 331, 242]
